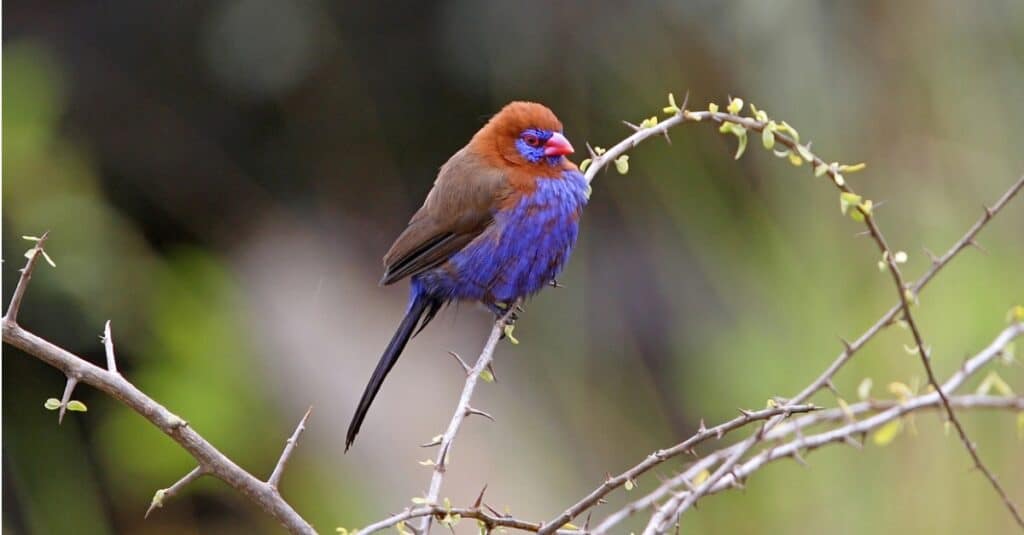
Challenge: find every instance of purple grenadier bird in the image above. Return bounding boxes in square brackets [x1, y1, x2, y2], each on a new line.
[346, 102, 588, 449]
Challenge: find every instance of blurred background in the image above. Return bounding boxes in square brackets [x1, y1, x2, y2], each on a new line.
[4, 1, 1024, 533]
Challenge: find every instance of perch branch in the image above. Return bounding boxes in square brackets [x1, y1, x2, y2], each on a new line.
[416, 305, 518, 534]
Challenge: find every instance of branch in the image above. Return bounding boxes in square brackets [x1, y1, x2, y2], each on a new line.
[596, 323, 1023, 534]
[581, 100, 1024, 532]
[415, 305, 518, 534]
[1, 239, 316, 535]
[538, 404, 821, 534]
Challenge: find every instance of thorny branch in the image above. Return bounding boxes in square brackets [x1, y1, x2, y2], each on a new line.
[413, 305, 519, 535]
[1, 240, 317, 534]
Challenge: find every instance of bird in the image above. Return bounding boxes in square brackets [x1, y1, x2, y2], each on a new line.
[345, 101, 589, 450]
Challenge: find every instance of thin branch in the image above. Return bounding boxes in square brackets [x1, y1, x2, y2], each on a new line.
[0, 238, 316, 535]
[596, 108, 1024, 532]
[416, 305, 518, 534]
[145, 466, 206, 518]
[538, 404, 821, 534]
[3, 231, 50, 324]
[356, 505, 581, 535]
[57, 375, 79, 425]
[596, 323, 1023, 534]
[268, 407, 313, 490]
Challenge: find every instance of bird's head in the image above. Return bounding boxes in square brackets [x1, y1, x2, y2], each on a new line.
[473, 101, 575, 168]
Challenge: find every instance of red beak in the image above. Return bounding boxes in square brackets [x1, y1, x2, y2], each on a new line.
[543, 132, 575, 157]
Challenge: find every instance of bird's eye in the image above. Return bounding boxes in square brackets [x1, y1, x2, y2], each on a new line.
[522, 133, 540, 147]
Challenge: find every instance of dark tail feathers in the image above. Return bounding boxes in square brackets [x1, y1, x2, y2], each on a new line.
[345, 295, 440, 450]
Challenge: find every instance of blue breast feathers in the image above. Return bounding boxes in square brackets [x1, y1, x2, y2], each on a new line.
[415, 169, 589, 304]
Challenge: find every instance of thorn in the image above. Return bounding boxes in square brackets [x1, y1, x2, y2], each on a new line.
[967, 239, 988, 255]
[465, 406, 495, 422]
[843, 436, 863, 449]
[583, 511, 593, 531]
[791, 450, 808, 467]
[838, 337, 853, 352]
[738, 408, 754, 418]
[714, 427, 724, 440]
[853, 230, 871, 238]
[58, 375, 79, 424]
[549, 279, 565, 289]
[420, 435, 443, 448]
[923, 247, 940, 264]
[697, 419, 707, 433]
[486, 362, 498, 383]
[983, 205, 994, 218]
[823, 378, 839, 395]
[447, 351, 471, 375]
[472, 484, 488, 508]
[483, 502, 501, 517]
[101, 320, 119, 374]
[685, 448, 697, 457]
[622, 120, 642, 132]
[661, 129, 672, 145]
[873, 200, 888, 210]
[586, 142, 598, 160]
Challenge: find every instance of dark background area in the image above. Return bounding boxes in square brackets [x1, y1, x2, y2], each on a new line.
[4, 1, 1023, 533]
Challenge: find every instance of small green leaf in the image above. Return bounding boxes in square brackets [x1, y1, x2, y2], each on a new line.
[640, 116, 659, 128]
[1017, 413, 1024, 441]
[692, 469, 710, 486]
[787, 152, 803, 167]
[418, 459, 436, 466]
[873, 419, 902, 446]
[44, 398, 61, 410]
[762, 128, 775, 149]
[614, 155, 629, 175]
[479, 369, 495, 383]
[893, 251, 908, 264]
[839, 192, 862, 215]
[814, 163, 829, 177]
[411, 497, 429, 505]
[833, 173, 845, 187]
[727, 97, 744, 114]
[663, 93, 680, 115]
[708, 103, 719, 113]
[579, 158, 592, 172]
[66, 400, 88, 412]
[1007, 305, 1024, 324]
[839, 162, 867, 173]
[624, 479, 635, 491]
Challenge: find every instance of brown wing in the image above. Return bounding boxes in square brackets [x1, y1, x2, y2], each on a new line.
[380, 146, 510, 285]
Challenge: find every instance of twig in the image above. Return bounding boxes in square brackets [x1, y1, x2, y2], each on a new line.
[268, 407, 313, 490]
[356, 505, 581, 535]
[575, 105, 1024, 533]
[3, 231, 50, 324]
[57, 375, 79, 425]
[538, 404, 820, 534]
[0, 238, 316, 535]
[416, 305, 518, 534]
[597, 323, 1023, 534]
[146, 466, 206, 518]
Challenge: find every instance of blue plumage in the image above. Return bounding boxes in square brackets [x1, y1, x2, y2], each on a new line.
[412, 166, 588, 307]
